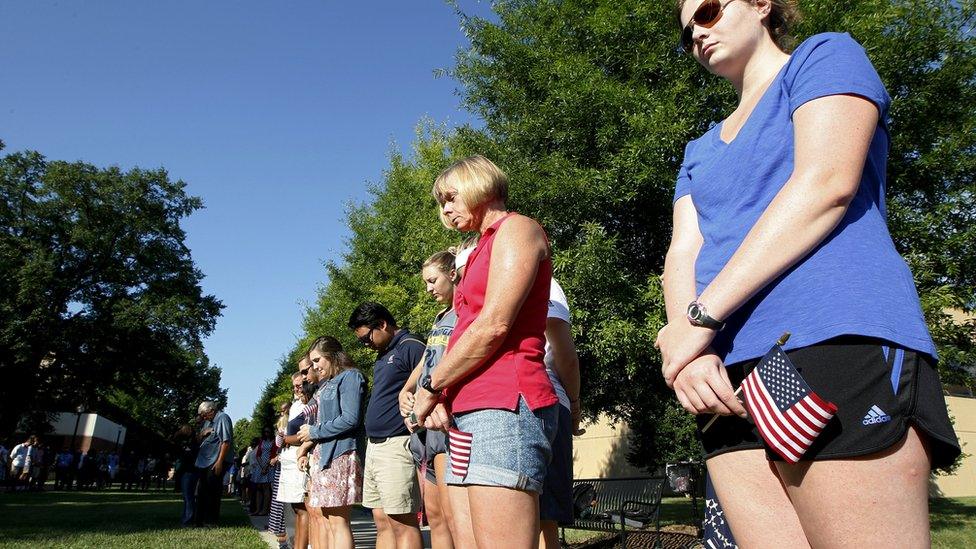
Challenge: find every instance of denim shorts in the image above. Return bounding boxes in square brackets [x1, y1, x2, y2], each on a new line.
[445, 396, 557, 493]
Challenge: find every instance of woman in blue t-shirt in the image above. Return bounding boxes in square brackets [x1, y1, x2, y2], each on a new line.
[659, 1, 960, 546]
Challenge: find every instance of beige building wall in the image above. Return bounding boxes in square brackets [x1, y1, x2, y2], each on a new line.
[933, 396, 976, 498]
[573, 413, 644, 479]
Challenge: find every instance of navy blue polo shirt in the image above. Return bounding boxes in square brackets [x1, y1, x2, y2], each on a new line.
[365, 329, 425, 438]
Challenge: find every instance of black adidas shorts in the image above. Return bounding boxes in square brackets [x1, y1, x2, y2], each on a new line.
[697, 336, 961, 469]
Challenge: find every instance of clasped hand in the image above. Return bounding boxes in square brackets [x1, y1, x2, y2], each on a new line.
[297, 424, 311, 443]
[670, 352, 747, 418]
[656, 322, 746, 418]
[655, 320, 717, 388]
[411, 387, 451, 432]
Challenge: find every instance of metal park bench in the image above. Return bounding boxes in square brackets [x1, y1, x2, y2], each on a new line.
[565, 476, 667, 548]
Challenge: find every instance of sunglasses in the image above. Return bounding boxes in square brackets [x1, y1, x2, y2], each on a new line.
[681, 0, 738, 53]
[358, 327, 375, 347]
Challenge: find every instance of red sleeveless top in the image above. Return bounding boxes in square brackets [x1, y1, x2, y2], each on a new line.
[445, 213, 558, 414]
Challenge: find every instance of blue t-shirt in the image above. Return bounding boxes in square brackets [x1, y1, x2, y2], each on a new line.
[673, 32, 935, 365]
[365, 329, 426, 438]
[195, 411, 234, 468]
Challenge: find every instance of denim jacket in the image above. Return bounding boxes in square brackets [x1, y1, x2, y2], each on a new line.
[309, 368, 366, 469]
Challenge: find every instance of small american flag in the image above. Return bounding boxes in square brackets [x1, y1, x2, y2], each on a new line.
[741, 345, 837, 463]
[448, 428, 473, 478]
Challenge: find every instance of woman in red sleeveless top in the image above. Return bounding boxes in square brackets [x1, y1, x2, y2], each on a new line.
[412, 155, 558, 548]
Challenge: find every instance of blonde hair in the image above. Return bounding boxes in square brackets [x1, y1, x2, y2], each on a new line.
[423, 250, 456, 275]
[431, 155, 509, 229]
[276, 406, 288, 433]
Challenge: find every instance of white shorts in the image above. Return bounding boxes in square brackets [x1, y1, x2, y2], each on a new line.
[275, 449, 306, 504]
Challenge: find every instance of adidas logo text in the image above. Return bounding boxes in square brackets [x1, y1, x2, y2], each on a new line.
[862, 405, 891, 426]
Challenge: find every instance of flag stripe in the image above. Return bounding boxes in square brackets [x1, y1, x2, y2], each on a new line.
[784, 406, 819, 438]
[782, 406, 818, 440]
[750, 373, 811, 450]
[806, 390, 838, 416]
[448, 429, 474, 478]
[742, 376, 801, 463]
[794, 401, 828, 429]
[800, 395, 833, 423]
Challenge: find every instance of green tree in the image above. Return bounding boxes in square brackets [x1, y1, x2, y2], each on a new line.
[0, 147, 224, 436]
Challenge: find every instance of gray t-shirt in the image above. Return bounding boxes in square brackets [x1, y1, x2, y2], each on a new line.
[417, 308, 458, 384]
[195, 411, 233, 468]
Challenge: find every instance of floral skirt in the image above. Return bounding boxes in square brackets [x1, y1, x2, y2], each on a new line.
[307, 449, 362, 508]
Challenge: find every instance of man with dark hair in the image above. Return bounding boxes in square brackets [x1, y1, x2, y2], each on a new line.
[348, 301, 425, 549]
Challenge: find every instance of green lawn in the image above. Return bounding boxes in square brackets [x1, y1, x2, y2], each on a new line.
[563, 496, 976, 548]
[0, 489, 266, 549]
[931, 497, 976, 548]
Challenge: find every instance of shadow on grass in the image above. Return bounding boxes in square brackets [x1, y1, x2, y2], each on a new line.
[930, 497, 976, 531]
[0, 490, 253, 544]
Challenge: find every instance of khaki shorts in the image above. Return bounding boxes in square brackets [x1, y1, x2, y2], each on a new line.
[362, 435, 419, 514]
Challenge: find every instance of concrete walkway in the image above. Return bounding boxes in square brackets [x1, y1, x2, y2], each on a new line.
[249, 504, 430, 549]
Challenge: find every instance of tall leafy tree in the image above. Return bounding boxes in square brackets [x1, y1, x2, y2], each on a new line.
[0, 147, 224, 436]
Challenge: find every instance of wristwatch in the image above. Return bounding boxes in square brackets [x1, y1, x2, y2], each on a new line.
[421, 373, 441, 395]
[687, 300, 725, 331]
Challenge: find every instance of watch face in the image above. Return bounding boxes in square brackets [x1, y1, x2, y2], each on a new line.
[688, 303, 702, 321]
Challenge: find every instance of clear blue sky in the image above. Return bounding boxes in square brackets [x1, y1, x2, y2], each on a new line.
[0, 1, 494, 423]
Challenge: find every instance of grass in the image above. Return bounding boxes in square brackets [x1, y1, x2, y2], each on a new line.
[931, 497, 976, 548]
[562, 496, 976, 548]
[0, 488, 266, 549]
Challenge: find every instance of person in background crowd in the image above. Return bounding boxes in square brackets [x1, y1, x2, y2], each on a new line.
[175, 423, 200, 527]
[9, 437, 33, 491]
[120, 450, 137, 491]
[348, 302, 425, 549]
[0, 441, 9, 488]
[234, 448, 247, 500]
[96, 451, 109, 490]
[137, 455, 149, 490]
[227, 456, 238, 496]
[275, 371, 313, 549]
[55, 447, 73, 490]
[250, 427, 276, 516]
[82, 449, 99, 490]
[414, 155, 559, 547]
[539, 277, 584, 548]
[298, 336, 367, 549]
[106, 451, 120, 489]
[34, 444, 52, 490]
[399, 249, 462, 548]
[195, 400, 234, 526]
[155, 454, 170, 490]
[106, 451, 119, 487]
[243, 437, 259, 513]
[661, 1, 961, 546]
[266, 401, 290, 548]
[73, 450, 86, 490]
[297, 353, 327, 548]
